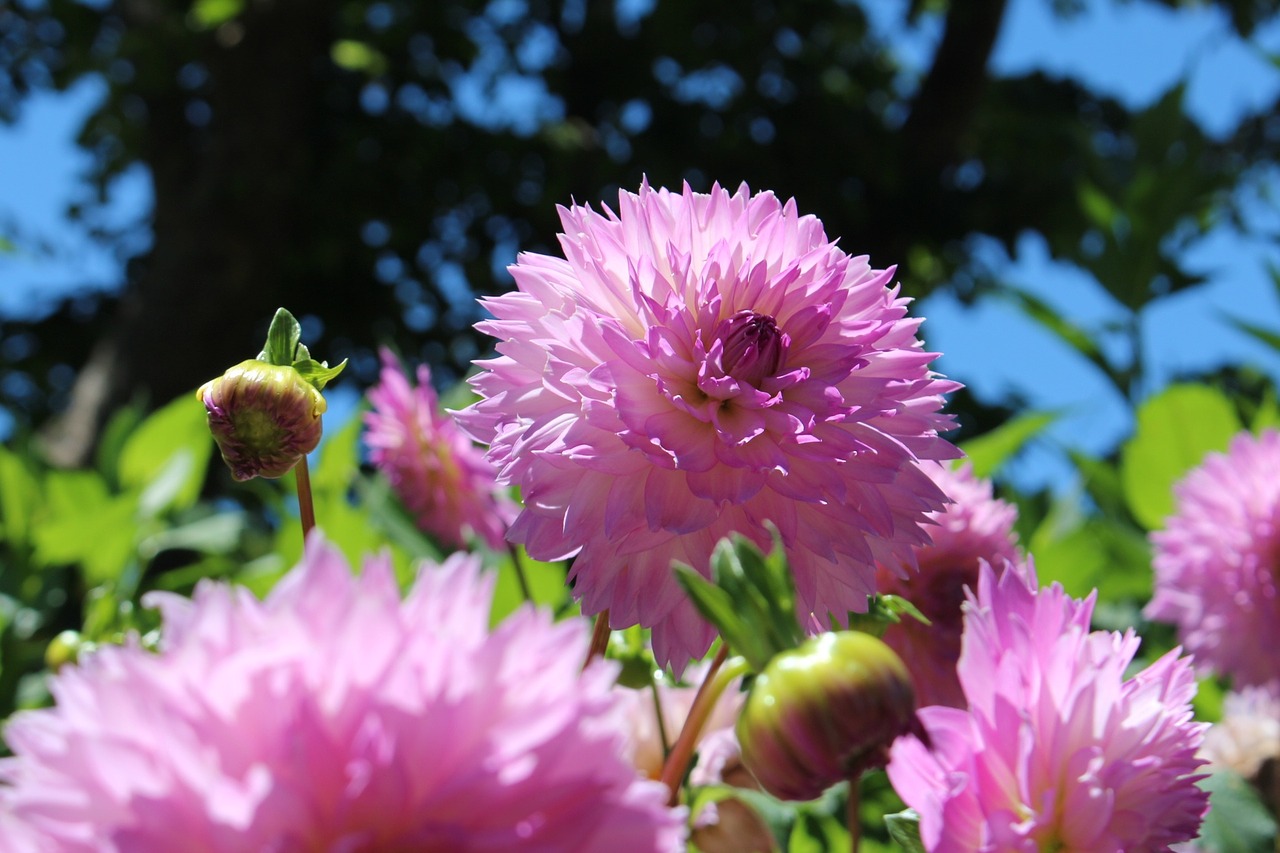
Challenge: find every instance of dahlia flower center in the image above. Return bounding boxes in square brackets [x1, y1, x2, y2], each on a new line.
[716, 310, 787, 386]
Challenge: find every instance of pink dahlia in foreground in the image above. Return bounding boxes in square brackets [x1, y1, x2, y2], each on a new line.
[887, 565, 1209, 852]
[1145, 429, 1280, 687]
[457, 181, 960, 671]
[876, 461, 1022, 708]
[365, 347, 516, 550]
[0, 536, 684, 852]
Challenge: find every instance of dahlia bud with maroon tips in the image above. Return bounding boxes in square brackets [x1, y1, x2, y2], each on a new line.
[736, 630, 920, 801]
[198, 359, 326, 481]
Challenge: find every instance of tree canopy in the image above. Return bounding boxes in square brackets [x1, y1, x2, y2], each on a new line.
[2, 0, 1277, 463]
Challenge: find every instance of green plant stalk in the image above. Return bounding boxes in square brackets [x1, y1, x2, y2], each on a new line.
[848, 773, 861, 853]
[659, 646, 750, 806]
[506, 543, 535, 604]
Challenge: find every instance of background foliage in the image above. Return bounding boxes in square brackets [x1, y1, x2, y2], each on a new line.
[3, 0, 1280, 848]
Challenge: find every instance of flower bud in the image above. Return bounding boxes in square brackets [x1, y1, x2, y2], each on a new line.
[736, 631, 919, 801]
[197, 359, 326, 481]
[716, 309, 787, 385]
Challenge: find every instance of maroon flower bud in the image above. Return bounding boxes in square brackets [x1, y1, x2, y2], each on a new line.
[716, 309, 787, 385]
[735, 631, 920, 801]
[197, 359, 326, 481]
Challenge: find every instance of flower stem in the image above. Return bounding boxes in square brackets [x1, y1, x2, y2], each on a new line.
[505, 543, 536, 604]
[847, 774, 862, 853]
[584, 610, 611, 670]
[650, 679, 671, 762]
[295, 455, 316, 540]
[659, 644, 749, 805]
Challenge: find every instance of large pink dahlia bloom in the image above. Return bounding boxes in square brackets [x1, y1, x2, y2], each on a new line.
[1145, 429, 1280, 687]
[887, 565, 1209, 852]
[876, 461, 1022, 708]
[457, 181, 960, 670]
[0, 536, 684, 852]
[365, 347, 516, 550]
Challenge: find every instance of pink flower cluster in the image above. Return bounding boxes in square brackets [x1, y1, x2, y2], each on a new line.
[888, 565, 1209, 851]
[365, 347, 517, 551]
[458, 181, 960, 671]
[1146, 429, 1280, 687]
[0, 537, 683, 852]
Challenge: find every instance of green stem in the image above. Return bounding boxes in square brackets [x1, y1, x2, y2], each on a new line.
[659, 645, 750, 805]
[295, 455, 316, 540]
[506, 543, 535, 604]
[650, 678, 671, 762]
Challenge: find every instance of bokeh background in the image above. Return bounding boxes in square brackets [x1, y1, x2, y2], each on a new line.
[5, 1, 1280, 846]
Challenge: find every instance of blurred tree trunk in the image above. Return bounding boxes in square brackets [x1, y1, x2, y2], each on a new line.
[41, 0, 340, 466]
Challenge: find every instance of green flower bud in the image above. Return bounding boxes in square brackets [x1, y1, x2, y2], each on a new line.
[45, 630, 84, 670]
[197, 359, 326, 481]
[735, 631, 920, 801]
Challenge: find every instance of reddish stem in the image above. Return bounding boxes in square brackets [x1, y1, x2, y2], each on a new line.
[659, 643, 733, 805]
[295, 455, 316, 540]
[583, 610, 611, 670]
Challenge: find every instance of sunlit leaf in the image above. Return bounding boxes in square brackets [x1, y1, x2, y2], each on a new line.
[331, 40, 388, 75]
[959, 410, 1058, 479]
[0, 445, 39, 547]
[1120, 383, 1241, 530]
[188, 0, 244, 29]
[119, 393, 213, 514]
[1196, 772, 1276, 853]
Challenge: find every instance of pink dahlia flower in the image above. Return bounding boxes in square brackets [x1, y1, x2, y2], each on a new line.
[1145, 429, 1280, 687]
[887, 565, 1209, 852]
[365, 347, 516, 550]
[457, 181, 960, 671]
[876, 461, 1022, 708]
[0, 536, 684, 852]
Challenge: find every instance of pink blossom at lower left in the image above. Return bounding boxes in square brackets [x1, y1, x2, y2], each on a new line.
[0, 536, 685, 853]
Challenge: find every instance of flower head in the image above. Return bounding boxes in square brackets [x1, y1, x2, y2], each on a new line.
[737, 631, 919, 801]
[887, 564, 1209, 852]
[1145, 429, 1280, 687]
[1, 536, 684, 851]
[364, 348, 517, 550]
[198, 359, 326, 481]
[1200, 683, 1280, 782]
[457, 181, 960, 672]
[876, 461, 1022, 708]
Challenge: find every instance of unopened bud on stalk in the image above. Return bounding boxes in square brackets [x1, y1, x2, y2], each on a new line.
[198, 359, 326, 481]
[736, 630, 920, 801]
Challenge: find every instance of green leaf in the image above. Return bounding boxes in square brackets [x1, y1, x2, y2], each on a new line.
[259, 307, 303, 366]
[960, 410, 1058, 479]
[1195, 771, 1276, 853]
[1029, 498, 1151, 601]
[118, 393, 213, 515]
[309, 408, 363, 496]
[293, 357, 347, 391]
[489, 550, 569, 626]
[1120, 383, 1241, 530]
[331, 40, 388, 76]
[188, 0, 244, 29]
[884, 809, 925, 853]
[0, 444, 40, 547]
[1226, 313, 1280, 353]
[34, 492, 138, 586]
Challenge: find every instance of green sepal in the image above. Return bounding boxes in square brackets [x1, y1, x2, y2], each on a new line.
[848, 594, 930, 637]
[259, 307, 304, 366]
[257, 307, 346, 390]
[884, 809, 925, 853]
[674, 529, 805, 673]
[293, 357, 347, 391]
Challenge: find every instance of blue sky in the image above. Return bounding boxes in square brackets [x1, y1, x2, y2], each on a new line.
[3, 0, 1280, 490]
